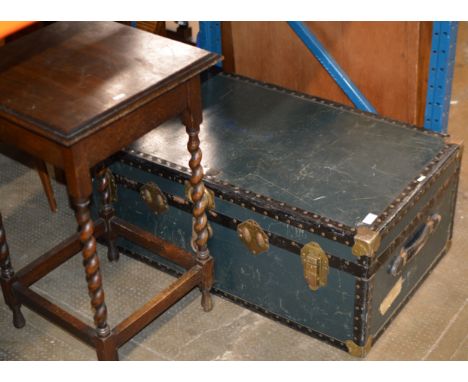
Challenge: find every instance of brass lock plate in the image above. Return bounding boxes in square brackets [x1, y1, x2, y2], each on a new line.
[106, 169, 118, 203]
[237, 220, 269, 255]
[185, 181, 215, 210]
[140, 182, 169, 214]
[300, 242, 329, 291]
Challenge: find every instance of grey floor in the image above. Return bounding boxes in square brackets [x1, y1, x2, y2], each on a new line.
[1, 24, 468, 361]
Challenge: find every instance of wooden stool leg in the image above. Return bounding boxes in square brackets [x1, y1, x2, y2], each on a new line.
[96, 167, 119, 262]
[34, 159, 58, 213]
[0, 213, 25, 328]
[96, 336, 119, 361]
[73, 198, 112, 342]
[183, 86, 214, 312]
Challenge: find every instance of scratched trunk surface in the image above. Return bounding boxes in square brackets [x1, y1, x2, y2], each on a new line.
[97, 73, 462, 356]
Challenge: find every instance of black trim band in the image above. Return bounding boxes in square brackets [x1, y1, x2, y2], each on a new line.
[113, 173, 366, 277]
[111, 169, 458, 280]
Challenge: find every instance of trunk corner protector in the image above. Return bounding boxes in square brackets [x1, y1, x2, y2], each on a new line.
[352, 227, 381, 258]
[345, 336, 373, 358]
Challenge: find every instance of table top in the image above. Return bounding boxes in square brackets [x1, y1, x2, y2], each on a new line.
[0, 22, 219, 145]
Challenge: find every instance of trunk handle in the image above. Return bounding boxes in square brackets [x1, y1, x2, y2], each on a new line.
[389, 213, 442, 277]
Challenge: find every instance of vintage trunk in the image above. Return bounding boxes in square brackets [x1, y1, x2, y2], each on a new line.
[98, 73, 462, 357]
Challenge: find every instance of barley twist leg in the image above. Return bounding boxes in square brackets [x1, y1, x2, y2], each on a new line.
[96, 166, 119, 262]
[73, 198, 110, 337]
[0, 212, 25, 328]
[186, 123, 213, 312]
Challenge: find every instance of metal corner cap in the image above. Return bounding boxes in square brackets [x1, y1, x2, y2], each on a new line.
[345, 337, 373, 357]
[352, 226, 381, 258]
[443, 136, 464, 147]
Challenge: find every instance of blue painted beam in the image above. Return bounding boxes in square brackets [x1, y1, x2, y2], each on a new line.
[424, 22, 458, 133]
[197, 21, 222, 68]
[288, 21, 376, 114]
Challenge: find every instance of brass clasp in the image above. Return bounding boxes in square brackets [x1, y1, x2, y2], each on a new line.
[300, 242, 329, 291]
[237, 220, 269, 255]
[140, 182, 169, 214]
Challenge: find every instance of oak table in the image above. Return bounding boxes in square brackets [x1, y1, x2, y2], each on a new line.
[0, 22, 219, 360]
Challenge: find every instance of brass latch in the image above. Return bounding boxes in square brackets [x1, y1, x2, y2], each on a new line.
[140, 182, 169, 214]
[300, 242, 329, 291]
[237, 220, 269, 255]
[105, 169, 118, 203]
[185, 181, 215, 210]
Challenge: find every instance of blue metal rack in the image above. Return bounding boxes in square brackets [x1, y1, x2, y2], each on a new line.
[424, 22, 458, 133]
[194, 21, 459, 133]
[197, 22, 222, 68]
[287, 22, 376, 114]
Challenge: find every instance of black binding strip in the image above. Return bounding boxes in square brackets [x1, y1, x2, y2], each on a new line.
[113, 166, 458, 279]
[220, 72, 446, 139]
[118, 246, 349, 354]
[363, 167, 459, 277]
[117, 151, 356, 246]
[113, 173, 366, 278]
[370, 144, 459, 235]
[353, 277, 371, 347]
[118, 141, 459, 257]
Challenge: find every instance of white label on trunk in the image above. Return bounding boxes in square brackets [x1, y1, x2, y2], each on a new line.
[417, 175, 426, 182]
[362, 213, 378, 225]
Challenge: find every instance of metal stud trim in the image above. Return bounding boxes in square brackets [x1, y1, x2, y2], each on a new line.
[112, 164, 459, 279]
[113, 173, 366, 277]
[117, 152, 355, 245]
[221, 72, 446, 139]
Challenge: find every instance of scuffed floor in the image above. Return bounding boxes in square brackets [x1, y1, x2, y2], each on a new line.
[0, 23, 467, 361]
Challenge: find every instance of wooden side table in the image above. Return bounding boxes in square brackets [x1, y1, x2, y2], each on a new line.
[0, 22, 219, 360]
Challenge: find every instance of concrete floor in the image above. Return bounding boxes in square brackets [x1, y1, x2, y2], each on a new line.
[1, 24, 468, 361]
